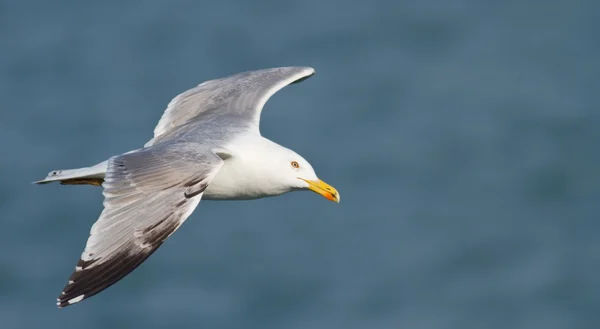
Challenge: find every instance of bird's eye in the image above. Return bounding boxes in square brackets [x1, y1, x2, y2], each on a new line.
[291, 161, 300, 169]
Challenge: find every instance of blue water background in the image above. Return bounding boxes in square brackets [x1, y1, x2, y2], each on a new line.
[0, 1, 599, 328]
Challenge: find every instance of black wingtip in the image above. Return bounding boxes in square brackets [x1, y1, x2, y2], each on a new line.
[57, 244, 164, 309]
[57, 293, 84, 308]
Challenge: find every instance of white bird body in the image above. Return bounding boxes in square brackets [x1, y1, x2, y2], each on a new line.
[205, 134, 318, 200]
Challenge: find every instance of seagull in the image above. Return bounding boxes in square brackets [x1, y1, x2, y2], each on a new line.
[35, 67, 340, 308]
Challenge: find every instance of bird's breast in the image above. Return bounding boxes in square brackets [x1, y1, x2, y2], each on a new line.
[203, 135, 291, 201]
[203, 157, 276, 200]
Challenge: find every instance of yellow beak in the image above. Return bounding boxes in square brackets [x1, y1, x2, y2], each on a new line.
[300, 178, 340, 203]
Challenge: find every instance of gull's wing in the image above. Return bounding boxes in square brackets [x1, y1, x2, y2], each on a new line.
[57, 143, 224, 308]
[150, 66, 315, 141]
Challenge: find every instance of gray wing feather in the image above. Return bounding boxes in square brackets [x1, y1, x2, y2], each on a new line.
[57, 143, 223, 307]
[149, 66, 315, 143]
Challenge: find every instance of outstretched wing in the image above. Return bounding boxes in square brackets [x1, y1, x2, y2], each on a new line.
[57, 143, 224, 308]
[150, 66, 315, 141]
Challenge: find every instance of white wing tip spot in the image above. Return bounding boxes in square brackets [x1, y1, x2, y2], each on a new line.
[75, 266, 83, 271]
[68, 280, 74, 285]
[68, 294, 85, 305]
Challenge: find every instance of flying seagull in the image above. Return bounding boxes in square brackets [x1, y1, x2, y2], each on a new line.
[35, 67, 340, 308]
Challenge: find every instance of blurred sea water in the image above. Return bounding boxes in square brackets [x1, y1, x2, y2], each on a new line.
[0, 1, 599, 328]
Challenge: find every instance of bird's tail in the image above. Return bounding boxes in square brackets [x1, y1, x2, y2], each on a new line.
[33, 160, 108, 186]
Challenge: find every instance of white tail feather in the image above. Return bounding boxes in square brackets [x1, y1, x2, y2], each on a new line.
[34, 160, 108, 185]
